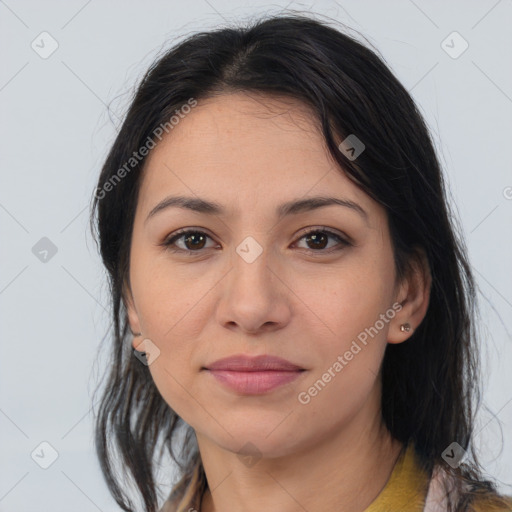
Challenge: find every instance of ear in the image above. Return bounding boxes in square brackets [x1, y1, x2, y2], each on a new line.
[387, 248, 432, 344]
[123, 279, 142, 350]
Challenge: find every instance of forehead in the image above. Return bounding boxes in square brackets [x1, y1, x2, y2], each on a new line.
[144, 92, 326, 170]
[137, 92, 379, 223]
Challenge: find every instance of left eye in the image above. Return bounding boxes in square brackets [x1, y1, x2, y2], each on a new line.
[294, 229, 350, 252]
[162, 228, 350, 253]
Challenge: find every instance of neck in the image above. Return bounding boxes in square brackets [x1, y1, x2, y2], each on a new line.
[196, 400, 404, 512]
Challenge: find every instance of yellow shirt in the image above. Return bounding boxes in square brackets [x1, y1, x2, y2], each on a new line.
[365, 442, 512, 512]
[364, 442, 429, 511]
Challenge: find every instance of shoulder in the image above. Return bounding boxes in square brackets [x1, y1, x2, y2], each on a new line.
[469, 493, 512, 512]
[424, 464, 512, 512]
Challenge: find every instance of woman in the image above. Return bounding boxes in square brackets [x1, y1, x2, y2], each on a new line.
[90, 13, 512, 512]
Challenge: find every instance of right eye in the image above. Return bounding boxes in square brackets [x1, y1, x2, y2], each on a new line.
[162, 229, 218, 253]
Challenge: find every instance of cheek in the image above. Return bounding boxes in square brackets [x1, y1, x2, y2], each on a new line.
[289, 255, 394, 415]
[138, 280, 207, 423]
[293, 268, 390, 428]
[129, 254, 230, 409]
[292, 255, 395, 353]
[131, 247, 213, 339]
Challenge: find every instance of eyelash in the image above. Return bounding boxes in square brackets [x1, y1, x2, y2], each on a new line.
[161, 227, 351, 255]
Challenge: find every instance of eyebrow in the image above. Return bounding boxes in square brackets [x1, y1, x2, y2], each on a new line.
[145, 195, 368, 225]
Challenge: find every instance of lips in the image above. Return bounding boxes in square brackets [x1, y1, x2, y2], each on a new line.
[205, 354, 303, 372]
[204, 355, 305, 394]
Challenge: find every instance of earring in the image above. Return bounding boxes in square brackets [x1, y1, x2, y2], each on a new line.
[400, 323, 411, 332]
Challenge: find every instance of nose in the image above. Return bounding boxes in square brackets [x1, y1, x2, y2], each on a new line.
[215, 243, 292, 336]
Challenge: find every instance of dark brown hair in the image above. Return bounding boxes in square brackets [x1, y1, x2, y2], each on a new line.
[90, 12, 512, 512]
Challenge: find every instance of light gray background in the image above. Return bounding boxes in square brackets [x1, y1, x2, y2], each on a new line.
[1, 0, 511, 510]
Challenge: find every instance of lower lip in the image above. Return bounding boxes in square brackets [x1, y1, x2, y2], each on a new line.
[205, 369, 304, 394]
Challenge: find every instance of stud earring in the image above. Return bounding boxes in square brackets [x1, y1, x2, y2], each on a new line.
[400, 323, 411, 332]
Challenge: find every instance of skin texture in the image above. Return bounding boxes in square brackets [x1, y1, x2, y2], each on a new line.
[125, 92, 431, 512]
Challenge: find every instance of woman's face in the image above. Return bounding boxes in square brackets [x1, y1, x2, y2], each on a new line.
[125, 92, 424, 458]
